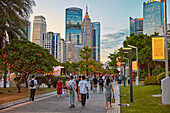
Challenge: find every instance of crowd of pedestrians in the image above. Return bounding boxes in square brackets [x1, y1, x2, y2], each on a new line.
[28, 74, 117, 110]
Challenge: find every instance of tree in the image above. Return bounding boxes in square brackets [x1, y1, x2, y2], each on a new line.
[0, 38, 58, 92]
[79, 46, 93, 76]
[0, 0, 35, 49]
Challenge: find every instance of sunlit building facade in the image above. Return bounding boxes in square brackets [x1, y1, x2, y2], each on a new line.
[130, 17, 143, 35]
[42, 32, 53, 54]
[65, 7, 82, 45]
[82, 6, 93, 48]
[143, 0, 164, 35]
[32, 16, 47, 45]
[92, 22, 100, 62]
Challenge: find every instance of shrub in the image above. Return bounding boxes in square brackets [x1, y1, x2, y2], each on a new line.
[152, 67, 165, 76]
[157, 72, 170, 85]
[144, 76, 158, 85]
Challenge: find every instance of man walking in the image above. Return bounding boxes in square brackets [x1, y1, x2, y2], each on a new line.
[98, 76, 104, 93]
[78, 75, 88, 109]
[76, 76, 81, 101]
[68, 76, 76, 108]
[29, 75, 37, 101]
[93, 75, 98, 92]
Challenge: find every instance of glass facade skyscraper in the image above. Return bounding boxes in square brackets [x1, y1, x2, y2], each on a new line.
[65, 7, 82, 45]
[143, 0, 164, 35]
[92, 22, 100, 62]
[130, 17, 143, 35]
[32, 16, 47, 45]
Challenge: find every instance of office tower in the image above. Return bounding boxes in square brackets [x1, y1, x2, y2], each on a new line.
[52, 33, 60, 59]
[82, 6, 93, 48]
[25, 21, 31, 41]
[143, 0, 164, 35]
[92, 22, 100, 62]
[42, 32, 53, 54]
[130, 17, 143, 35]
[74, 45, 82, 63]
[57, 36, 62, 62]
[32, 16, 47, 45]
[60, 39, 65, 63]
[65, 41, 75, 63]
[65, 7, 82, 45]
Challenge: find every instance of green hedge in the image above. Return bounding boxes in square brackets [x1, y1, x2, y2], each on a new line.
[157, 72, 170, 85]
[144, 76, 158, 85]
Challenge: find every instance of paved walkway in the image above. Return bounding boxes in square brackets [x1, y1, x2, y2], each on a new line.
[0, 83, 120, 113]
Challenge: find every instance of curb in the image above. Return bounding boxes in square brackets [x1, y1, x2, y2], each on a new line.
[0, 91, 57, 110]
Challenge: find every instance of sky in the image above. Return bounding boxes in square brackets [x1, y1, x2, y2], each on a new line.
[29, 0, 170, 63]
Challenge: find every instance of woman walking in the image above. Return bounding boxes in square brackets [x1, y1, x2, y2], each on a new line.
[65, 78, 69, 97]
[105, 77, 114, 110]
[57, 78, 63, 97]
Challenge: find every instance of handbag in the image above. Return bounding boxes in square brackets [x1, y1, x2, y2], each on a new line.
[112, 95, 115, 103]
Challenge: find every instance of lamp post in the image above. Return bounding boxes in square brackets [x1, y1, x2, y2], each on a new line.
[123, 48, 133, 102]
[128, 45, 139, 85]
[121, 62, 126, 87]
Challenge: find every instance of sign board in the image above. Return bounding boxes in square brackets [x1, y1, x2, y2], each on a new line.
[152, 37, 165, 61]
[132, 61, 137, 71]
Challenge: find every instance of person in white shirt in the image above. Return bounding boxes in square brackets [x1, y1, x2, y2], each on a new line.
[67, 76, 76, 108]
[78, 75, 89, 109]
[29, 75, 37, 101]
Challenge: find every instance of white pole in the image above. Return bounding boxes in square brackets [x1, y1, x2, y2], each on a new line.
[163, 0, 169, 78]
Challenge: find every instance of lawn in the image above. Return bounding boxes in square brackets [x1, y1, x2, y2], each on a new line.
[0, 87, 56, 105]
[120, 85, 170, 113]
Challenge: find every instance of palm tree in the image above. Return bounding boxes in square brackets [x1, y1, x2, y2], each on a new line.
[0, 0, 35, 49]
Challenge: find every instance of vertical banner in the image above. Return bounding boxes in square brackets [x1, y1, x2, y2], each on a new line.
[132, 61, 137, 71]
[152, 37, 165, 61]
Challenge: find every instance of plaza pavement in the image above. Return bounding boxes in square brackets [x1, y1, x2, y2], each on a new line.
[0, 83, 120, 113]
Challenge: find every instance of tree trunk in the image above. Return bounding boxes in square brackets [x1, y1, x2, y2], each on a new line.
[16, 76, 23, 93]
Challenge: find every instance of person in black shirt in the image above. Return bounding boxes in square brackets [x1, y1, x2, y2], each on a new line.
[93, 75, 98, 92]
[76, 76, 81, 101]
[98, 76, 104, 93]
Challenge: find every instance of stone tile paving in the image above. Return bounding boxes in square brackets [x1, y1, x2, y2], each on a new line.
[0, 82, 120, 113]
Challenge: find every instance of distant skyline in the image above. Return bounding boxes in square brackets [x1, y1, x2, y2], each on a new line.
[29, 0, 170, 63]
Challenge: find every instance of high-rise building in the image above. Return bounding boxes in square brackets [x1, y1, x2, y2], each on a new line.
[32, 16, 47, 45]
[82, 6, 93, 48]
[52, 33, 60, 59]
[65, 41, 75, 63]
[65, 7, 82, 45]
[74, 45, 82, 63]
[42, 32, 53, 54]
[60, 39, 65, 63]
[130, 17, 143, 35]
[143, 0, 164, 35]
[92, 22, 100, 62]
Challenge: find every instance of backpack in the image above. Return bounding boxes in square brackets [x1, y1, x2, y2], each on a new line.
[93, 78, 98, 84]
[99, 79, 103, 85]
[68, 81, 74, 91]
[29, 80, 34, 87]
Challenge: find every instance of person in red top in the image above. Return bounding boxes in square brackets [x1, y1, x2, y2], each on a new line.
[57, 78, 63, 97]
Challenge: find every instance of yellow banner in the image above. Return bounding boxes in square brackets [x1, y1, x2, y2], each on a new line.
[152, 37, 165, 60]
[132, 61, 137, 71]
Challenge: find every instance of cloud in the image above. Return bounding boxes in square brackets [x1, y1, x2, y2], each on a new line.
[102, 27, 115, 30]
[101, 28, 129, 62]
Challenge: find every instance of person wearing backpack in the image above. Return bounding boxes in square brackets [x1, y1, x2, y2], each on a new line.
[93, 75, 98, 92]
[29, 75, 37, 101]
[67, 76, 76, 108]
[76, 76, 81, 101]
[98, 76, 104, 93]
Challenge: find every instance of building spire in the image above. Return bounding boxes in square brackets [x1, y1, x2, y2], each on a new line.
[85, 4, 89, 18]
[86, 4, 88, 15]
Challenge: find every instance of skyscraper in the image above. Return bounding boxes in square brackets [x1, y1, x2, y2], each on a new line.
[65, 7, 82, 45]
[143, 0, 164, 35]
[92, 22, 100, 62]
[130, 17, 143, 35]
[32, 16, 47, 45]
[42, 32, 53, 54]
[82, 6, 93, 48]
[25, 21, 31, 41]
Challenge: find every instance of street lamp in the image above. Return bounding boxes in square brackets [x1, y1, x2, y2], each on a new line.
[128, 45, 139, 85]
[123, 48, 133, 102]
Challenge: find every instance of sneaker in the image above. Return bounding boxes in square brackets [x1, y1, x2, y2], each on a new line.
[72, 105, 75, 108]
[69, 106, 72, 108]
[81, 106, 85, 109]
[29, 98, 31, 101]
[58, 95, 60, 97]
